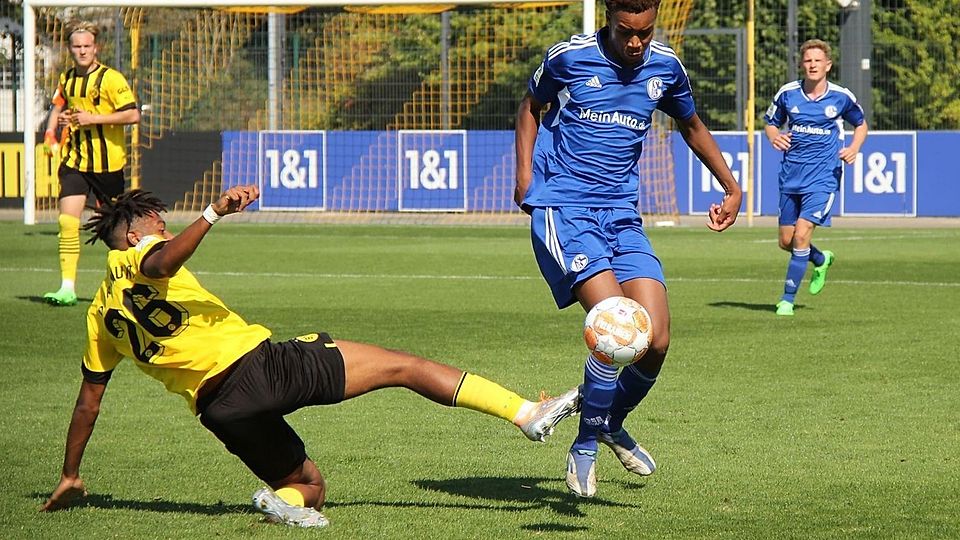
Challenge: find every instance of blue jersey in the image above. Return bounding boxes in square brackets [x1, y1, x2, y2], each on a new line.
[524, 30, 696, 209]
[765, 80, 865, 194]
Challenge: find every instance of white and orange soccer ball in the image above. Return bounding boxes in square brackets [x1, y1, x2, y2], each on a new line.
[583, 296, 653, 367]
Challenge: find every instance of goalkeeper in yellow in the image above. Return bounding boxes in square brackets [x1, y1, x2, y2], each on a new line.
[42, 20, 140, 306]
[41, 185, 580, 528]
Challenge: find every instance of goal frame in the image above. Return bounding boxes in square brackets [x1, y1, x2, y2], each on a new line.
[20, 0, 596, 224]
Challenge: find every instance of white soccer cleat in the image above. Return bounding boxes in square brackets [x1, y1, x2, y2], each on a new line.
[252, 487, 330, 528]
[519, 387, 581, 442]
[597, 429, 656, 476]
[566, 448, 598, 498]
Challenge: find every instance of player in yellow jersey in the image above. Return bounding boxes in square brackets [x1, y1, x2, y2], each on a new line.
[42, 20, 140, 307]
[41, 185, 580, 528]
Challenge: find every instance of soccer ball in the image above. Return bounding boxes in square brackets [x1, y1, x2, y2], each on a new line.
[583, 296, 653, 367]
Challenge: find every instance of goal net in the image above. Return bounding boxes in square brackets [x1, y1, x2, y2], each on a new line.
[21, 0, 692, 225]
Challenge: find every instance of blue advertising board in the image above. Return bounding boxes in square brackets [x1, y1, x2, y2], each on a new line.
[220, 129, 959, 217]
[840, 131, 916, 216]
[397, 130, 468, 212]
[257, 131, 327, 211]
[682, 132, 764, 216]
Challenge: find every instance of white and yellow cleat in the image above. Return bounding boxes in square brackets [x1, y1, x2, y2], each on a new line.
[565, 448, 598, 498]
[598, 429, 656, 476]
[252, 487, 329, 528]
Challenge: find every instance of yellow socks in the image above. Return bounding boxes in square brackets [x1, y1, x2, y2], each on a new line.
[452, 372, 531, 424]
[275, 487, 306, 507]
[57, 214, 81, 289]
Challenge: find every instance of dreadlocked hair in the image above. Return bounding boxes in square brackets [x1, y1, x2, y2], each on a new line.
[83, 189, 167, 247]
[605, 0, 661, 14]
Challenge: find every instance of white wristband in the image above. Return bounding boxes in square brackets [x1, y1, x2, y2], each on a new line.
[201, 204, 222, 225]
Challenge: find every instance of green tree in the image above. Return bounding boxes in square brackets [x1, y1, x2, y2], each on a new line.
[873, 0, 960, 129]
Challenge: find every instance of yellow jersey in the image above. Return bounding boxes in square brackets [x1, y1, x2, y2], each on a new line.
[83, 236, 272, 413]
[56, 64, 137, 173]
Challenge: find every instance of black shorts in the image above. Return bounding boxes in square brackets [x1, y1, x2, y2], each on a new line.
[197, 332, 346, 483]
[58, 164, 125, 203]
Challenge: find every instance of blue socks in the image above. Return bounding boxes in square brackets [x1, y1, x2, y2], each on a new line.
[573, 356, 618, 452]
[808, 244, 825, 267]
[782, 247, 810, 303]
[605, 363, 659, 433]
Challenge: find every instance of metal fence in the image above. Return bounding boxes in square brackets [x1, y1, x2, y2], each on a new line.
[2, 1, 957, 134]
[683, 0, 960, 131]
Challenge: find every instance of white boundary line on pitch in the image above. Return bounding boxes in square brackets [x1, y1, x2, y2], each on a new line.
[2, 267, 959, 288]
[750, 232, 960, 243]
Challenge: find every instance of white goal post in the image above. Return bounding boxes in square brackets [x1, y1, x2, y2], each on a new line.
[20, 0, 596, 224]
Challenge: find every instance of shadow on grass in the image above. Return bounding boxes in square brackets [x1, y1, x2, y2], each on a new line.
[708, 300, 805, 313]
[17, 295, 93, 305]
[29, 492, 250, 515]
[407, 476, 642, 519]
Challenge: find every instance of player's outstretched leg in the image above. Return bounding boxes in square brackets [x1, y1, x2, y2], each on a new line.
[337, 340, 578, 442]
[808, 249, 834, 295]
[517, 386, 581, 442]
[252, 487, 329, 528]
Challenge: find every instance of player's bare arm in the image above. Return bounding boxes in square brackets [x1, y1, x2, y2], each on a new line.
[839, 121, 868, 164]
[514, 92, 544, 209]
[141, 185, 260, 279]
[676, 112, 742, 231]
[41, 379, 107, 512]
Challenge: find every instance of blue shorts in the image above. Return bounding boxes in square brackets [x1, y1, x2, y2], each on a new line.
[530, 206, 665, 309]
[778, 192, 836, 227]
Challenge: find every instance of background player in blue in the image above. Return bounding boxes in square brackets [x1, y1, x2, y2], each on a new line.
[514, 0, 742, 498]
[764, 39, 868, 316]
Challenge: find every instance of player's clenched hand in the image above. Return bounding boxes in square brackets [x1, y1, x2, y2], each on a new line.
[707, 189, 741, 232]
[212, 185, 260, 216]
[838, 146, 858, 165]
[41, 475, 87, 512]
[769, 131, 791, 151]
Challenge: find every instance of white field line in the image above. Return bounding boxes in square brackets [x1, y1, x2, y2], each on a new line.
[750, 232, 960, 243]
[2, 267, 958, 288]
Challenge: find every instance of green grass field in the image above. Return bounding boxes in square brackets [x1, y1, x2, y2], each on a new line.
[1, 220, 958, 539]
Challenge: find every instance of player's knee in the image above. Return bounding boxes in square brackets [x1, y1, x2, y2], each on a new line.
[649, 330, 669, 360]
[377, 349, 428, 384]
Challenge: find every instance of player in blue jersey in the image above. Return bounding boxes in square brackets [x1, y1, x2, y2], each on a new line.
[764, 39, 868, 316]
[515, 0, 742, 498]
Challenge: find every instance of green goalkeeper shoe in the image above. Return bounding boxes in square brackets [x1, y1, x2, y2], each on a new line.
[43, 288, 78, 306]
[809, 250, 835, 295]
[776, 300, 795, 316]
